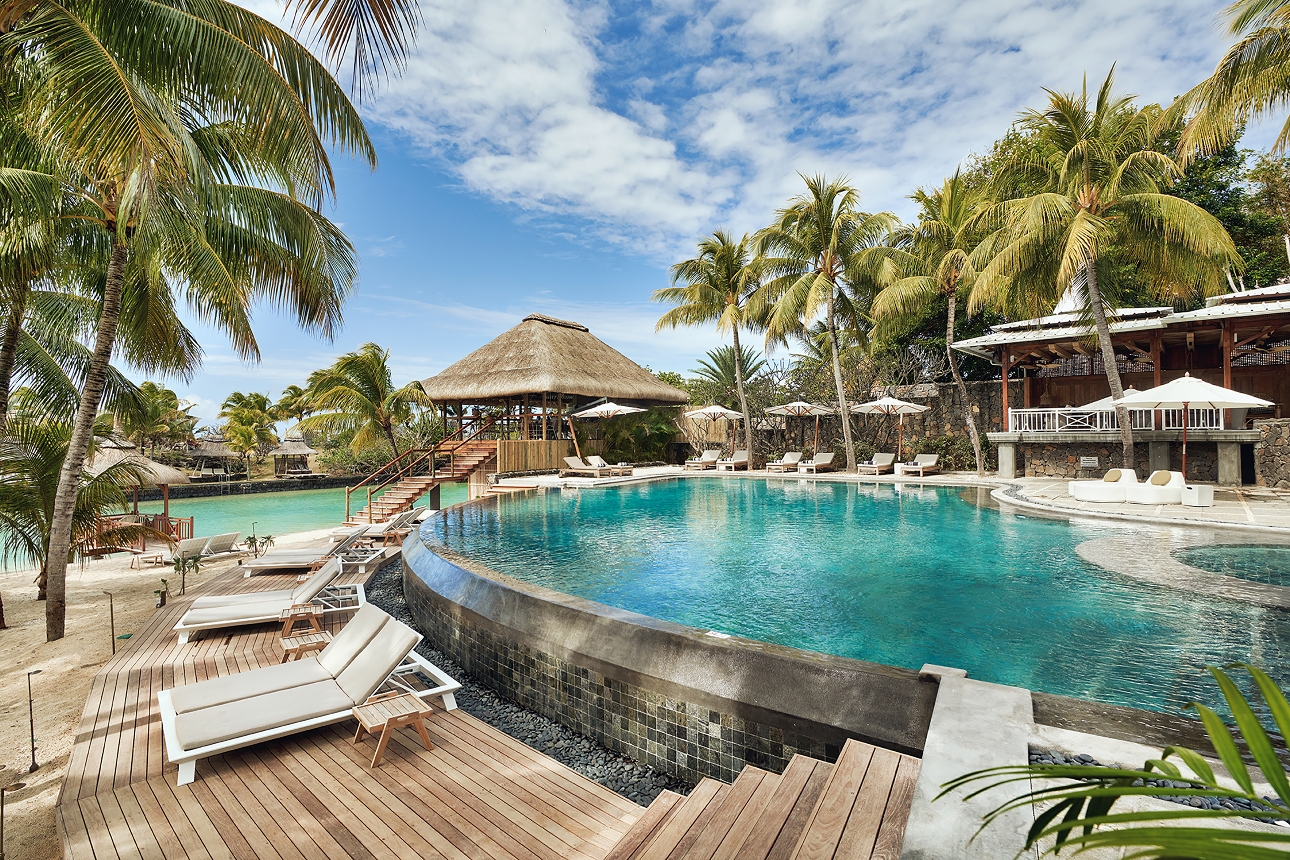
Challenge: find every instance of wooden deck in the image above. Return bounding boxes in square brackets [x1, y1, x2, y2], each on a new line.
[56, 558, 644, 859]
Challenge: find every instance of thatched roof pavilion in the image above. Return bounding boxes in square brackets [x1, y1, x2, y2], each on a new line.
[422, 314, 687, 405]
[269, 433, 318, 477]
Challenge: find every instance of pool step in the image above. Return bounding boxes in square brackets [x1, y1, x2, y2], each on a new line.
[606, 740, 919, 860]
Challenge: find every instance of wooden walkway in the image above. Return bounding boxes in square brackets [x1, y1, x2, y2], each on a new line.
[56, 558, 644, 859]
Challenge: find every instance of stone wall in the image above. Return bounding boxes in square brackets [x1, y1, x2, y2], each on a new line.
[136, 474, 366, 502]
[402, 533, 936, 785]
[1019, 442, 1150, 480]
[1255, 419, 1290, 489]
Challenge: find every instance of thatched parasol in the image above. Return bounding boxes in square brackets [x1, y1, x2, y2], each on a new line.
[268, 434, 318, 456]
[86, 440, 190, 517]
[421, 314, 688, 404]
[192, 433, 236, 459]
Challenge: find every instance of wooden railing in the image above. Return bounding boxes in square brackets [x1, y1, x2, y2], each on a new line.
[345, 417, 498, 521]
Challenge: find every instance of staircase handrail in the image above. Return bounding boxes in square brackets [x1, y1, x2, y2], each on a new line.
[345, 417, 498, 521]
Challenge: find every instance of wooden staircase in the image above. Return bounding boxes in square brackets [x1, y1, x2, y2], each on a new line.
[348, 439, 497, 523]
[606, 740, 919, 860]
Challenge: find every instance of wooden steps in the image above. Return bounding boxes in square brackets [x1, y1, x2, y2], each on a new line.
[351, 440, 497, 521]
[606, 740, 919, 860]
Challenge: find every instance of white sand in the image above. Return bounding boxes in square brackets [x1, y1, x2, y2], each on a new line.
[0, 528, 332, 860]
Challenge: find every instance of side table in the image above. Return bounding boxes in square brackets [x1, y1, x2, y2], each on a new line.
[352, 692, 435, 767]
[279, 603, 324, 637]
[280, 630, 333, 662]
[1182, 484, 1215, 507]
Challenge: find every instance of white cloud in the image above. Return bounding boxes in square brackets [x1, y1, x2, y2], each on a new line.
[350, 0, 1253, 257]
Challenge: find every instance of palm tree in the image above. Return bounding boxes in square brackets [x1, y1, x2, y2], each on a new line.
[1177, 0, 1290, 157]
[691, 345, 767, 406]
[655, 232, 763, 459]
[119, 382, 192, 453]
[757, 175, 899, 472]
[972, 70, 1240, 469]
[0, 420, 157, 592]
[275, 384, 311, 427]
[1, 1, 371, 641]
[872, 172, 988, 475]
[300, 343, 431, 458]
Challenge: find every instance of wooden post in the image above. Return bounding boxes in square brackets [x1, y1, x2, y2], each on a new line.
[1222, 323, 1233, 429]
[541, 392, 547, 440]
[1151, 333, 1163, 430]
[1001, 350, 1011, 431]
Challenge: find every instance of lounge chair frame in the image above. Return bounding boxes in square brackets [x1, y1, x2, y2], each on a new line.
[241, 530, 367, 577]
[896, 454, 940, 477]
[173, 582, 366, 644]
[157, 647, 459, 785]
[684, 450, 721, 471]
[857, 453, 896, 475]
[765, 453, 802, 473]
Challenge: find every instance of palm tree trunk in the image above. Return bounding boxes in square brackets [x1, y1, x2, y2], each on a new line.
[945, 294, 984, 476]
[44, 241, 127, 641]
[730, 323, 755, 463]
[1085, 261, 1134, 468]
[0, 284, 28, 424]
[384, 422, 400, 459]
[826, 294, 856, 472]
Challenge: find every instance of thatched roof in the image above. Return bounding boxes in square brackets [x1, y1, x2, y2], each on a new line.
[270, 434, 317, 457]
[421, 314, 688, 405]
[192, 434, 236, 459]
[86, 444, 191, 486]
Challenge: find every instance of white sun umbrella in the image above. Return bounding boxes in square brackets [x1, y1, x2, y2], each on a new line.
[685, 405, 744, 451]
[850, 397, 929, 458]
[1081, 388, 1140, 410]
[1115, 373, 1273, 477]
[766, 401, 835, 454]
[569, 402, 647, 460]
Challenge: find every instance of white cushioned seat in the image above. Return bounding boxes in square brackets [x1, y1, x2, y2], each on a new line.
[335, 623, 421, 703]
[191, 588, 294, 609]
[1125, 470, 1185, 505]
[186, 559, 341, 610]
[173, 680, 353, 749]
[168, 658, 331, 714]
[317, 605, 389, 676]
[178, 599, 296, 626]
[1068, 468, 1137, 503]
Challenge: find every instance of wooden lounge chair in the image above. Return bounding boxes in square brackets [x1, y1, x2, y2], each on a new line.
[173, 558, 361, 643]
[857, 453, 896, 475]
[560, 456, 611, 477]
[241, 530, 367, 577]
[170, 537, 210, 563]
[1068, 469, 1137, 503]
[1125, 470, 1185, 505]
[797, 452, 836, 473]
[200, 532, 243, 559]
[896, 454, 940, 477]
[716, 450, 749, 471]
[684, 450, 721, 470]
[587, 455, 633, 476]
[766, 452, 802, 473]
[330, 509, 420, 544]
[159, 603, 460, 784]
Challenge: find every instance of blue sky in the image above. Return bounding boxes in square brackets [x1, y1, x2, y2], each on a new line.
[168, 0, 1269, 427]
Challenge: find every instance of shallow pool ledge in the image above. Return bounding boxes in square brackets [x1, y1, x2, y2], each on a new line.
[402, 532, 938, 784]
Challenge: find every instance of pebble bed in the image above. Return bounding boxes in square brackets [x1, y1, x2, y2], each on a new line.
[1030, 749, 1287, 823]
[368, 560, 693, 806]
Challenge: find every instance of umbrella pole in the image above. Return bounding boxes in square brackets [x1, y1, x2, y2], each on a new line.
[813, 416, 820, 455]
[897, 415, 903, 460]
[567, 415, 583, 461]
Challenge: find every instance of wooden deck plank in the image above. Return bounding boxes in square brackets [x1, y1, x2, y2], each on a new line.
[78, 796, 124, 860]
[732, 756, 819, 860]
[833, 748, 900, 860]
[111, 782, 169, 860]
[676, 767, 767, 860]
[708, 769, 782, 860]
[766, 761, 833, 860]
[635, 778, 725, 860]
[140, 778, 224, 860]
[662, 784, 728, 860]
[603, 791, 683, 860]
[869, 757, 920, 860]
[790, 741, 876, 860]
[56, 798, 99, 860]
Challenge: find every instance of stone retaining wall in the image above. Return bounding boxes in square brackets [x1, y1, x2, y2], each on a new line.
[402, 526, 936, 785]
[1255, 419, 1290, 488]
[1019, 442, 1151, 479]
[137, 474, 366, 502]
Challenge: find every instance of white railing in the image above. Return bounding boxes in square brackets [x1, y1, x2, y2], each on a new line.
[1008, 407, 1165, 433]
[1161, 408, 1223, 430]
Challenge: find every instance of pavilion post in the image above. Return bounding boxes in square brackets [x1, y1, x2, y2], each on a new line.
[1182, 400, 1189, 478]
[567, 415, 583, 460]
[1000, 351, 1011, 431]
[1222, 324, 1233, 429]
[1151, 333, 1162, 430]
[541, 393, 547, 440]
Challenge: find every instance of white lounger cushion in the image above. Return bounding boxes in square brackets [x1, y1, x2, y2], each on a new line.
[170, 658, 332, 714]
[179, 599, 296, 626]
[189, 559, 341, 609]
[316, 603, 388, 675]
[335, 622, 421, 703]
[175, 680, 353, 749]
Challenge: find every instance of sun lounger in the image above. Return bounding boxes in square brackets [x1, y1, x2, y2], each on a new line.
[561, 456, 612, 477]
[170, 537, 210, 563]
[797, 452, 836, 473]
[173, 558, 361, 643]
[766, 452, 802, 473]
[716, 450, 749, 471]
[200, 532, 243, 559]
[587, 455, 633, 476]
[1068, 468, 1137, 503]
[684, 450, 721, 470]
[857, 453, 896, 475]
[329, 509, 420, 544]
[1125, 470, 1185, 505]
[241, 530, 367, 577]
[896, 454, 940, 476]
[159, 603, 461, 785]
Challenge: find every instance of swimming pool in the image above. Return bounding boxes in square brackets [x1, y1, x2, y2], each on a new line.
[425, 477, 1290, 715]
[140, 482, 469, 539]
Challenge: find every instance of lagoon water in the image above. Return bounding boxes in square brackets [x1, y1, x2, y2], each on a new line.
[426, 477, 1290, 714]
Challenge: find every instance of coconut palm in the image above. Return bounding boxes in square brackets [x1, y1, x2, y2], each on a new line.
[691, 345, 767, 406]
[756, 175, 900, 472]
[872, 172, 988, 476]
[1, 1, 371, 641]
[0, 420, 158, 593]
[972, 70, 1240, 469]
[300, 343, 431, 458]
[655, 232, 763, 459]
[275, 384, 312, 426]
[1178, 0, 1290, 158]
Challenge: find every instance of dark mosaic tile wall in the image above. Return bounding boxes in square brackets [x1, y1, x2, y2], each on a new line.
[405, 574, 840, 784]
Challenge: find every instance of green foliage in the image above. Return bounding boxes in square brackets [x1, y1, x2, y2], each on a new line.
[654, 370, 685, 389]
[691, 345, 766, 407]
[299, 342, 431, 457]
[943, 664, 1290, 858]
[910, 434, 995, 471]
[119, 382, 196, 454]
[588, 407, 679, 464]
[220, 391, 279, 469]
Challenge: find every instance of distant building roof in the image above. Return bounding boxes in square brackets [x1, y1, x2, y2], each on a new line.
[421, 313, 688, 405]
[269, 435, 317, 457]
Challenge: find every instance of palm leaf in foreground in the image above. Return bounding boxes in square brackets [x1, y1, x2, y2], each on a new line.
[939, 664, 1290, 858]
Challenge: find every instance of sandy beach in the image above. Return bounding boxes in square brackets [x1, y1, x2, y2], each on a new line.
[0, 528, 331, 860]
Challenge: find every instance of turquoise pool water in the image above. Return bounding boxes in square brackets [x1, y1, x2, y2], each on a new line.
[140, 482, 469, 539]
[425, 478, 1290, 714]
[1173, 544, 1290, 588]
